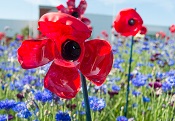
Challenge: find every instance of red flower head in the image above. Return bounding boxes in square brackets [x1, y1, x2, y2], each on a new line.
[156, 31, 166, 39]
[139, 25, 147, 35]
[57, 0, 92, 30]
[113, 8, 143, 37]
[169, 24, 175, 33]
[17, 12, 113, 99]
[0, 32, 5, 40]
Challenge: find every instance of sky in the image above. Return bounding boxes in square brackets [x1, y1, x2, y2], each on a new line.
[0, 0, 175, 26]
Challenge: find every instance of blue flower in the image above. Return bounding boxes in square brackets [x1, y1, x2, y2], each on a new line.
[162, 81, 173, 92]
[116, 116, 128, 121]
[17, 109, 32, 119]
[12, 102, 27, 112]
[34, 89, 53, 103]
[112, 85, 121, 92]
[142, 96, 150, 103]
[82, 96, 106, 111]
[0, 99, 16, 110]
[132, 90, 141, 96]
[132, 74, 147, 87]
[156, 72, 165, 80]
[168, 59, 174, 66]
[0, 114, 8, 121]
[55, 111, 71, 121]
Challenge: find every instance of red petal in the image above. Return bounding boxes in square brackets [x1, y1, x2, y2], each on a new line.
[38, 12, 91, 41]
[169, 24, 175, 33]
[17, 39, 54, 69]
[81, 17, 91, 25]
[77, 0, 87, 15]
[44, 62, 80, 99]
[114, 8, 143, 37]
[0, 32, 5, 40]
[56, 5, 68, 13]
[80, 39, 113, 86]
[67, 0, 75, 9]
[140, 25, 147, 35]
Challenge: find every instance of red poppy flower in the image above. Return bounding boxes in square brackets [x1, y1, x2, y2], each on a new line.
[139, 25, 147, 35]
[17, 12, 113, 99]
[0, 32, 5, 40]
[113, 8, 143, 37]
[169, 24, 175, 33]
[156, 31, 166, 39]
[56, 0, 92, 29]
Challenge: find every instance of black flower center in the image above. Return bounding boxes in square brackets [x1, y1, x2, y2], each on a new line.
[61, 40, 81, 61]
[128, 19, 135, 26]
[71, 11, 79, 18]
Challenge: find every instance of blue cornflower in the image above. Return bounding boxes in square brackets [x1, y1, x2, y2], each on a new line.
[168, 59, 175, 66]
[82, 96, 106, 111]
[147, 74, 153, 79]
[142, 46, 149, 51]
[0, 114, 8, 121]
[116, 116, 128, 121]
[147, 62, 154, 67]
[142, 96, 150, 103]
[113, 58, 125, 70]
[162, 81, 173, 92]
[34, 89, 53, 103]
[112, 85, 121, 92]
[166, 70, 175, 77]
[17, 109, 32, 119]
[12, 102, 27, 112]
[132, 90, 141, 96]
[132, 74, 147, 87]
[137, 63, 144, 67]
[132, 103, 138, 108]
[156, 72, 165, 80]
[6, 73, 12, 78]
[0, 99, 16, 110]
[55, 111, 71, 121]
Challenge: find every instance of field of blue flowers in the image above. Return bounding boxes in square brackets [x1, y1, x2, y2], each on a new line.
[0, 34, 174, 121]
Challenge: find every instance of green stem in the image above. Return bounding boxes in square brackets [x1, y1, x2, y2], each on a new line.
[80, 72, 92, 121]
[124, 36, 134, 117]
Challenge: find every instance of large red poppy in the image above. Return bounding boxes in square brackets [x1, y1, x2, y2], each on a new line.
[17, 12, 113, 99]
[169, 24, 175, 33]
[113, 8, 143, 37]
[57, 0, 92, 30]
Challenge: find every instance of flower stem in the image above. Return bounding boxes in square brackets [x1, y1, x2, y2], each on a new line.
[80, 72, 92, 121]
[124, 36, 134, 117]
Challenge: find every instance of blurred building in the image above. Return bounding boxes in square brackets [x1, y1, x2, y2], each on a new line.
[0, 5, 170, 39]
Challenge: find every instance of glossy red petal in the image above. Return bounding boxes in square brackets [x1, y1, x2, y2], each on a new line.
[77, 0, 87, 15]
[80, 39, 113, 86]
[140, 26, 147, 35]
[0, 32, 5, 40]
[81, 17, 91, 25]
[67, 0, 75, 9]
[114, 8, 143, 37]
[38, 12, 91, 41]
[169, 24, 175, 33]
[17, 39, 54, 69]
[44, 62, 80, 99]
[56, 5, 68, 13]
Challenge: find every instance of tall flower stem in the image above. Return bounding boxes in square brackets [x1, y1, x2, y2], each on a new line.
[80, 72, 92, 121]
[124, 36, 134, 117]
